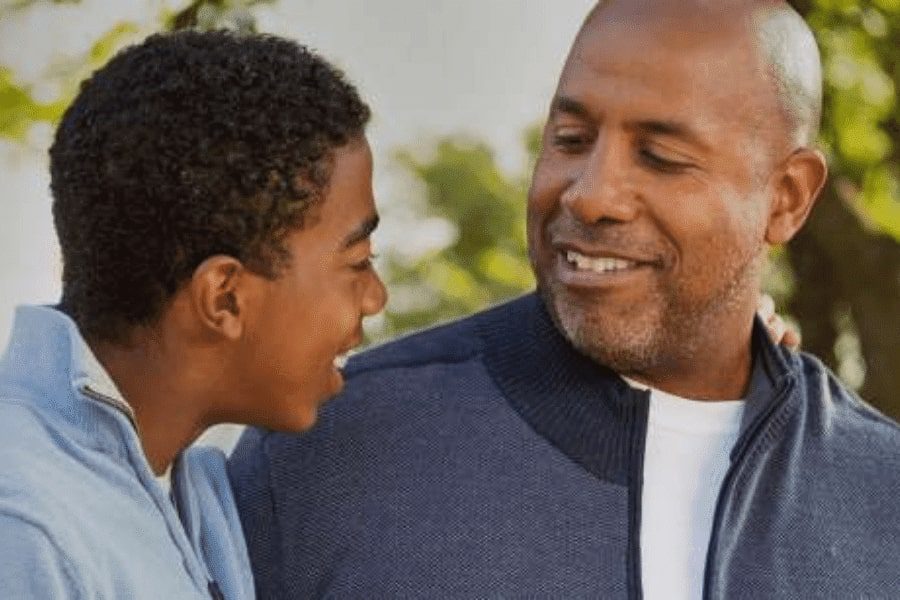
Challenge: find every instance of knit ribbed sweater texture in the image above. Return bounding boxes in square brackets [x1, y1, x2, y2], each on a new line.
[230, 293, 900, 599]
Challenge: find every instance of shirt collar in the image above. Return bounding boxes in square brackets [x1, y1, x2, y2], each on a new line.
[69, 321, 137, 428]
[476, 293, 797, 482]
[1, 305, 137, 428]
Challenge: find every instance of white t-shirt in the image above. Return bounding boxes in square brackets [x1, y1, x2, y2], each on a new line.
[156, 466, 173, 497]
[624, 379, 745, 600]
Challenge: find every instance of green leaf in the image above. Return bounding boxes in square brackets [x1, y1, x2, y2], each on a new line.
[0, 68, 66, 140]
[836, 118, 892, 164]
[871, 0, 899, 14]
[88, 22, 140, 69]
[0, 68, 39, 140]
[860, 166, 900, 240]
[476, 247, 534, 289]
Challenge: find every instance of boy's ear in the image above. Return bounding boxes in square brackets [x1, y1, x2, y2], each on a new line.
[765, 147, 828, 245]
[189, 256, 251, 341]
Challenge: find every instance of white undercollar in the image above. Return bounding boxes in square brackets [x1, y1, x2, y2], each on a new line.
[622, 376, 745, 434]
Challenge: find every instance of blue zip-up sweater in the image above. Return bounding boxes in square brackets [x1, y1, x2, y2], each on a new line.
[0, 306, 254, 599]
[229, 293, 900, 598]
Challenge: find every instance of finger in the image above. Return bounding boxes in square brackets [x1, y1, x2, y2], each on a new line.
[783, 328, 802, 351]
[766, 317, 787, 345]
[757, 293, 776, 322]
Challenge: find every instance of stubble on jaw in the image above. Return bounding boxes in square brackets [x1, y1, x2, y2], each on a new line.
[538, 238, 765, 382]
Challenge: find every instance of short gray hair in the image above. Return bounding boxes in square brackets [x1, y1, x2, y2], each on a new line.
[752, 4, 823, 146]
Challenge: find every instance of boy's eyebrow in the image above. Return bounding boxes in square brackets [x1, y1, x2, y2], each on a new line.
[342, 213, 380, 249]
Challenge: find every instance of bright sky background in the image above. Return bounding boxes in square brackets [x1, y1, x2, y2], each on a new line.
[0, 0, 595, 349]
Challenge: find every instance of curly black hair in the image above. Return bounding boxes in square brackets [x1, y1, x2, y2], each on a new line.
[50, 30, 370, 343]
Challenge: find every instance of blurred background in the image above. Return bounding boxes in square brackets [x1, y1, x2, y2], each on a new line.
[1, 0, 898, 424]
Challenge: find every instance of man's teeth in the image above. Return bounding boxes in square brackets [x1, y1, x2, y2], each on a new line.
[334, 354, 349, 369]
[566, 250, 637, 273]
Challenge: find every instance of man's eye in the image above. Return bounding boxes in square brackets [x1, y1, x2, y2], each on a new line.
[639, 148, 690, 173]
[552, 132, 591, 153]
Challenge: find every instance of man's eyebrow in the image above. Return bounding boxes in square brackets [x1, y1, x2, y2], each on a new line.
[631, 120, 712, 153]
[550, 95, 592, 119]
[342, 213, 379, 249]
[551, 95, 712, 152]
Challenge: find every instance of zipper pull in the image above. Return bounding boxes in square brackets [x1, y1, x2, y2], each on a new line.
[208, 580, 225, 600]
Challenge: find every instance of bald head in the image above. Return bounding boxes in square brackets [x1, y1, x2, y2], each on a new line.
[752, 5, 823, 146]
[581, 0, 823, 148]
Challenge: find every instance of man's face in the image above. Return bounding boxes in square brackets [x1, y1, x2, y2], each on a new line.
[235, 138, 387, 431]
[527, 14, 781, 379]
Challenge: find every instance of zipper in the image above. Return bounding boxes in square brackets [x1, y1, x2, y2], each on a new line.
[700, 377, 796, 600]
[208, 580, 225, 600]
[627, 387, 651, 600]
[80, 383, 218, 598]
[79, 383, 138, 429]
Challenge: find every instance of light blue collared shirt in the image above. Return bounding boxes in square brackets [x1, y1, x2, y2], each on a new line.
[0, 305, 254, 599]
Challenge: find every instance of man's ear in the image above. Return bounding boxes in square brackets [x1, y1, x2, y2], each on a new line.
[765, 148, 828, 245]
[189, 256, 252, 341]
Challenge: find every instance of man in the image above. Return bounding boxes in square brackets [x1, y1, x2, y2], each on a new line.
[229, 1, 900, 598]
[0, 31, 386, 598]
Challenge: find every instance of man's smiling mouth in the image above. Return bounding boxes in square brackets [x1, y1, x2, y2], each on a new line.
[553, 245, 665, 289]
[565, 250, 639, 274]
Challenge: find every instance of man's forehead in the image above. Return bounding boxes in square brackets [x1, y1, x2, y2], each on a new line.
[584, 0, 761, 28]
[567, 0, 822, 149]
[571, 0, 772, 84]
[557, 5, 776, 134]
[560, 32, 755, 111]
[573, 2, 755, 65]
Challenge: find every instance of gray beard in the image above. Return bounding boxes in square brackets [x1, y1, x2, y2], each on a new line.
[538, 250, 762, 378]
[540, 283, 689, 376]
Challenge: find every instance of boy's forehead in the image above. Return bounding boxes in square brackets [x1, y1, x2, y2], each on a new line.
[293, 139, 376, 239]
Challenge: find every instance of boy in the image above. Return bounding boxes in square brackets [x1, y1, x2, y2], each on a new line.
[0, 30, 385, 599]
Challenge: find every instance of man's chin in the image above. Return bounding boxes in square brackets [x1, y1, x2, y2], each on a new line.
[544, 288, 663, 374]
[566, 326, 659, 374]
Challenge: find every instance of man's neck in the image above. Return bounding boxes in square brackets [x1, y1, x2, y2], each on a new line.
[622, 319, 755, 401]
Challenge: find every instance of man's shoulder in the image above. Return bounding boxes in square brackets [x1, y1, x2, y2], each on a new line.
[230, 296, 540, 476]
[792, 350, 900, 458]
[344, 294, 533, 378]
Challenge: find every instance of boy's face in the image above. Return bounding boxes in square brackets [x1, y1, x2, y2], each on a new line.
[231, 137, 387, 431]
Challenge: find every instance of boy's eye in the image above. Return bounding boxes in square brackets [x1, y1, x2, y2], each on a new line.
[351, 253, 378, 272]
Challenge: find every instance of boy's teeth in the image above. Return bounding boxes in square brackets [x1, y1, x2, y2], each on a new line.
[566, 250, 636, 273]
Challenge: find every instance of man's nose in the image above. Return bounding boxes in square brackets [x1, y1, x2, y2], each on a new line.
[560, 135, 640, 224]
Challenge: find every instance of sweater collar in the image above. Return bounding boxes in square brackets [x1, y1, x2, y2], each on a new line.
[0, 305, 136, 428]
[476, 292, 795, 483]
[477, 293, 648, 486]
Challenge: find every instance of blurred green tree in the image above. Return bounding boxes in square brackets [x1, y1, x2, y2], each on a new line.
[382, 1, 899, 419]
[378, 131, 538, 336]
[1, 1, 897, 417]
[786, 0, 899, 418]
[0, 0, 272, 142]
